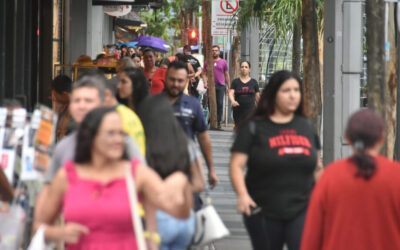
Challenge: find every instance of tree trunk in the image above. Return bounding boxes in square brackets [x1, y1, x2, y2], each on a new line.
[180, 10, 189, 46]
[292, 12, 301, 77]
[180, 10, 187, 46]
[366, 0, 386, 153]
[385, 3, 397, 159]
[202, 0, 218, 129]
[232, 33, 241, 80]
[302, 0, 322, 133]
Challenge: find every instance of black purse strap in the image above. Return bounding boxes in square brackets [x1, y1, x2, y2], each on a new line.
[191, 214, 207, 245]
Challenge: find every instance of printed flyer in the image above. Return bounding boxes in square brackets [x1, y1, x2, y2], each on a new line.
[0, 108, 27, 184]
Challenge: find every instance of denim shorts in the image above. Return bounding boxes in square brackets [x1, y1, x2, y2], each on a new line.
[157, 210, 196, 250]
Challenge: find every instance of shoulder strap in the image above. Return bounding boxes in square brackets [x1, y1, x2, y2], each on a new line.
[130, 158, 141, 179]
[125, 163, 147, 250]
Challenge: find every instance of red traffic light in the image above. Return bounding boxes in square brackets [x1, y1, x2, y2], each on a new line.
[190, 30, 198, 39]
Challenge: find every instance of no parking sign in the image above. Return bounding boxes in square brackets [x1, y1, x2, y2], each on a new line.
[212, 0, 238, 36]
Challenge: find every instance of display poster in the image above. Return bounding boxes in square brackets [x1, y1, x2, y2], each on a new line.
[20, 109, 41, 181]
[1, 108, 27, 184]
[32, 106, 57, 174]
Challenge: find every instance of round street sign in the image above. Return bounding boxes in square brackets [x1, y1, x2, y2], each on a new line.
[103, 5, 131, 17]
[220, 0, 239, 14]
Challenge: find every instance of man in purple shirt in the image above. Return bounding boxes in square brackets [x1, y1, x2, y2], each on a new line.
[202, 45, 231, 129]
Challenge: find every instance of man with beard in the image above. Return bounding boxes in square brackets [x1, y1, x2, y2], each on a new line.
[163, 61, 218, 190]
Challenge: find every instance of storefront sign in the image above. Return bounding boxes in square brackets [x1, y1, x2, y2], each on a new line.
[104, 5, 132, 16]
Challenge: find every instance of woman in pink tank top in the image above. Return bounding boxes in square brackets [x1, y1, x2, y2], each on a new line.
[36, 107, 192, 249]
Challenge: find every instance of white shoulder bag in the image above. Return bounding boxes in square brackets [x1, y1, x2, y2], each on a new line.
[191, 162, 230, 247]
[126, 164, 147, 250]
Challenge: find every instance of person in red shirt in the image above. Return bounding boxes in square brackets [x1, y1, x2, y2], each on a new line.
[301, 109, 400, 250]
[143, 48, 158, 86]
[150, 58, 170, 95]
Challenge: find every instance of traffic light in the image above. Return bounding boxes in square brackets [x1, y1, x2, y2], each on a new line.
[188, 29, 198, 46]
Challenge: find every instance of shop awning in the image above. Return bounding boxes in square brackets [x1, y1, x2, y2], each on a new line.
[92, 0, 161, 7]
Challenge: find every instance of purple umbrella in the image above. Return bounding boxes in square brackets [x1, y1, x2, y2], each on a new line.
[133, 36, 167, 45]
[133, 36, 169, 52]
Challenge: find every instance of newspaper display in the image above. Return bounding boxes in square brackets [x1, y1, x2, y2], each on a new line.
[0, 108, 7, 167]
[0, 108, 27, 184]
[32, 106, 57, 174]
[20, 109, 41, 181]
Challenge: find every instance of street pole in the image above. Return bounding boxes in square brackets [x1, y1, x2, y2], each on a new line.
[199, 5, 202, 55]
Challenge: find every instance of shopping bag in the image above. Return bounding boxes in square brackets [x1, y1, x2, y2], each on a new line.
[0, 204, 25, 250]
[191, 205, 230, 247]
[196, 79, 207, 95]
[190, 158, 229, 247]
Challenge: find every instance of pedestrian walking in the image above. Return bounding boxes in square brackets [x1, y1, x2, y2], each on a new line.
[301, 109, 400, 250]
[127, 47, 135, 57]
[104, 76, 146, 157]
[34, 71, 144, 234]
[175, 53, 195, 96]
[138, 95, 205, 250]
[131, 53, 142, 69]
[51, 75, 72, 141]
[150, 58, 170, 95]
[163, 61, 218, 190]
[36, 107, 192, 249]
[143, 48, 158, 86]
[116, 57, 136, 73]
[120, 44, 128, 58]
[183, 45, 202, 99]
[228, 61, 260, 128]
[117, 67, 150, 111]
[230, 70, 322, 250]
[202, 45, 230, 129]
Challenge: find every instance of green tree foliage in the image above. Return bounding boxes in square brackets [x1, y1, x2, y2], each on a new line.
[140, 0, 172, 42]
[237, 0, 323, 39]
[140, 0, 201, 47]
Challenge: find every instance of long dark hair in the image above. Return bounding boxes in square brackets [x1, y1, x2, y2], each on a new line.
[120, 67, 149, 111]
[137, 95, 191, 180]
[345, 109, 384, 179]
[75, 107, 128, 163]
[250, 70, 304, 120]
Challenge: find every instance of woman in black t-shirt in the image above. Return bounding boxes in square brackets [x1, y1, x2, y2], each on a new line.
[228, 61, 260, 127]
[229, 70, 323, 250]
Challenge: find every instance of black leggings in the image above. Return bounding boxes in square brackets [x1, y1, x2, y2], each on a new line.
[232, 106, 254, 125]
[243, 210, 306, 250]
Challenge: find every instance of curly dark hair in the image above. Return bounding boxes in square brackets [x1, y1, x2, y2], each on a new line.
[75, 107, 128, 163]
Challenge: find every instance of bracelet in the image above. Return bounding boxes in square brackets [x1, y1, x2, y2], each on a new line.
[143, 231, 161, 244]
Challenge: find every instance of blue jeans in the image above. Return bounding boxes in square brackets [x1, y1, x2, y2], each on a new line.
[215, 84, 226, 125]
[157, 210, 195, 250]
